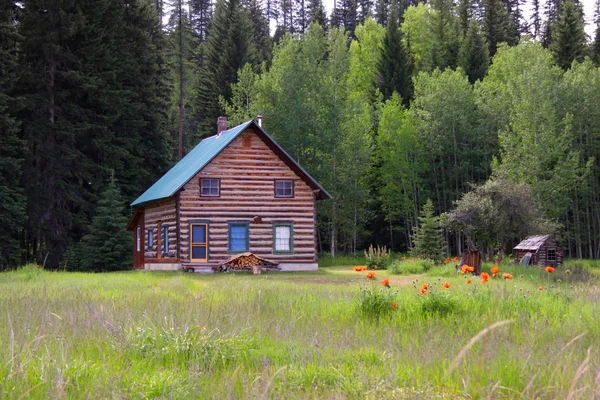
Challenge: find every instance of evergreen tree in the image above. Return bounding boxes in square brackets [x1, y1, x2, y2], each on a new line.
[294, 0, 308, 32]
[593, 25, 600, 66]
[193, 0, 257, 138]
[550, 0, 588, 70]
[247, 0, 273, 65]
[374, 0, 388, 25]
[0, 0, 26, 268]
[457, 0, 474, 34]
[458, 19, 490, 84]
[541, 0, 562, 47]
[411, 199, 446, 260]
[307, 0, 327, 26]
[80, 174, 133, 271]
[594, 0, 600, 65]
[482, 0, 510, 57]
[167, 0, 196, 159]
[430, 0, 460, 69]
[336, 0, 359, 38]
[190, 0, 213, 41]
[377, 3, 413, 105]
[531, 0, 542, 39]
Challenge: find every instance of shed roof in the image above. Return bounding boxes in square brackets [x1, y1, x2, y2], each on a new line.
[131, 120, 331, 207]
[514, 234, 552, 251]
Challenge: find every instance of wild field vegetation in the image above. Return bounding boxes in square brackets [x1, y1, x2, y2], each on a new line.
[1, 260, 599, 399]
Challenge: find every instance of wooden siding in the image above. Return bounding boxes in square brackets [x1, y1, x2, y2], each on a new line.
[179, 127, 317, 265]
[515, 238, 563, 266]
[144, 197, 178, 260]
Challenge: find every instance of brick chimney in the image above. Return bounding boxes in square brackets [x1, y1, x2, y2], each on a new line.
[217, 116, 228, 135]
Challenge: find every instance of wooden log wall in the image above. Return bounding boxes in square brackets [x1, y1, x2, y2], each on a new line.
[144, 197, 177, 260]
[178, 127, 317, 265]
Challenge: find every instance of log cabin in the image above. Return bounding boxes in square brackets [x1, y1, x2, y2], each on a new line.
[126, 117, 331, 273]
[514, 234, 563, 267]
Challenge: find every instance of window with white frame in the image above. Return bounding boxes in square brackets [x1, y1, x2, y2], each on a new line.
[274, 223, 293, 253]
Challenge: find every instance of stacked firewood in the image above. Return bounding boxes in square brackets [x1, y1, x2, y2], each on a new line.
[218, 252, 278, 274]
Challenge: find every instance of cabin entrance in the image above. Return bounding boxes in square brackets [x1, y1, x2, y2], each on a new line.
[133, 223, 145, 269]
[191, 223, 208, 262]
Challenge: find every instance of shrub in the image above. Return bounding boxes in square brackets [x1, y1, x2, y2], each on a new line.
[390, 259, 435, 275]
[364, 244, 391, 270]
[355, 285, 397, 320]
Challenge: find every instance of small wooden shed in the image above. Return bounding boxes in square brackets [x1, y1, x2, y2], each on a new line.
[514, 234, 563, 266]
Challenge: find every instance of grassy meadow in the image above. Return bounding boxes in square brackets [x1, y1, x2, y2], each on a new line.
[1, 259, 599, 399]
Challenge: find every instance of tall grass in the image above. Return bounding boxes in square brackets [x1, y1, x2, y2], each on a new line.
[0, 262, 598, 398]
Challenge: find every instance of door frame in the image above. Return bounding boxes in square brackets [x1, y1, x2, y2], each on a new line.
[189, 221, 209, 262]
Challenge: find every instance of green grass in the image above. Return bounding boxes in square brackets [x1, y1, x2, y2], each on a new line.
[1, 261, 599, 399]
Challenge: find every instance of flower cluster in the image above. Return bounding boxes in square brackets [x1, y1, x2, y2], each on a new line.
[460, 265, 475, 274]
[366, 271, 376, 279]
[353, 266, 367, 272]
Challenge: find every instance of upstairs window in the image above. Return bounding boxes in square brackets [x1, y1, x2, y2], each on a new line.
[201, 178, 220, 197]
[275, 180, 294, 198]
[229, 223, 249, 252]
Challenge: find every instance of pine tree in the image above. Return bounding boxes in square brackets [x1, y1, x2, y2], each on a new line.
[411, 199, 446, 260]
[294, 0, 308, 32]
[307, 0, 327, 26]
[374, 0, 388, 25]
[190, 0, 213, 41]
[482, 0, 510, 57]
[80, 174, 133, 271]
[531, 0, 542, 39]
[0, 1, 25, 268]
[431, 0, 460, 69]
[541, 0, 562, 47]
[550, 0, 587, 70]
[377, 3, 413, 105]
[337, 0, 359, 38]
[593, 25, 600, 66]
[458, 19, 490, 83]
[193, 0, 257, 138]
[247, 0, 273, 65]
[457, 0, 474, 34]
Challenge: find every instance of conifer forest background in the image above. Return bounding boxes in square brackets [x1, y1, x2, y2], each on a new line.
[1, 0, 600, 270]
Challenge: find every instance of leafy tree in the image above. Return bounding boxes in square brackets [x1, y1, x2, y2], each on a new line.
[549, 0, 588, 70]
[220, 63, 257, 125]
[412, 199, 446, 260]
[430, 0, 460, 70]
[443, 175, 556, 256]
[479, 41, 591, 227]
[377, 93, 425, 250]
[377, 3, 413, 104]
[0, 0, 25, 268]
[193, 0, 257, 139]
[458, 19, 490, 84]
[80, 174, 133, 271]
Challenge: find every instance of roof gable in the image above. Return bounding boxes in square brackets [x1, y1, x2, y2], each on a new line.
[131, 120, 331, 207]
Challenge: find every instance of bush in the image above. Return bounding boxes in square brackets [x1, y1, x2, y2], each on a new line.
[364, 244, 391, 270]
[355, 285, 397, 320]
[390, 259, 435, 275]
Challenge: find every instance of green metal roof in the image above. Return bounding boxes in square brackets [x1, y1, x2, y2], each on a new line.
[131, 121, 253, 206]
[131, 120, 331, 207]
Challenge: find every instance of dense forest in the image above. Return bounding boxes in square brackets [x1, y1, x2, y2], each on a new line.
[1, 0, 599, 270]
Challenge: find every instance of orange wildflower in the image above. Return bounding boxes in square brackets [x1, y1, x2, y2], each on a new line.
[382, 278, 391, 287]
[491, 266, 499, 275]
[410, 257, 413, 260]
[539, 286, 545, 291]
[480, 272, 490, 283]
[373, 265, 377, 270]
[545, 266, 555, 273]
[466, 279, 472, 284]
[466, 266, 475, 272]
[392, 302, 397, 309]
[444, 258, 450, 263]
[401, 256, 406, 261]
[565, 269, 570, 274]
[421, 283, 429, 290]
[420, 288, 427, 295]
[486, 257, 490, 261]
[366, 271, 376, 279]
[503, 273, 513, 279]
[420, 253, 425, 258]
[442, 282, 450, 289]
